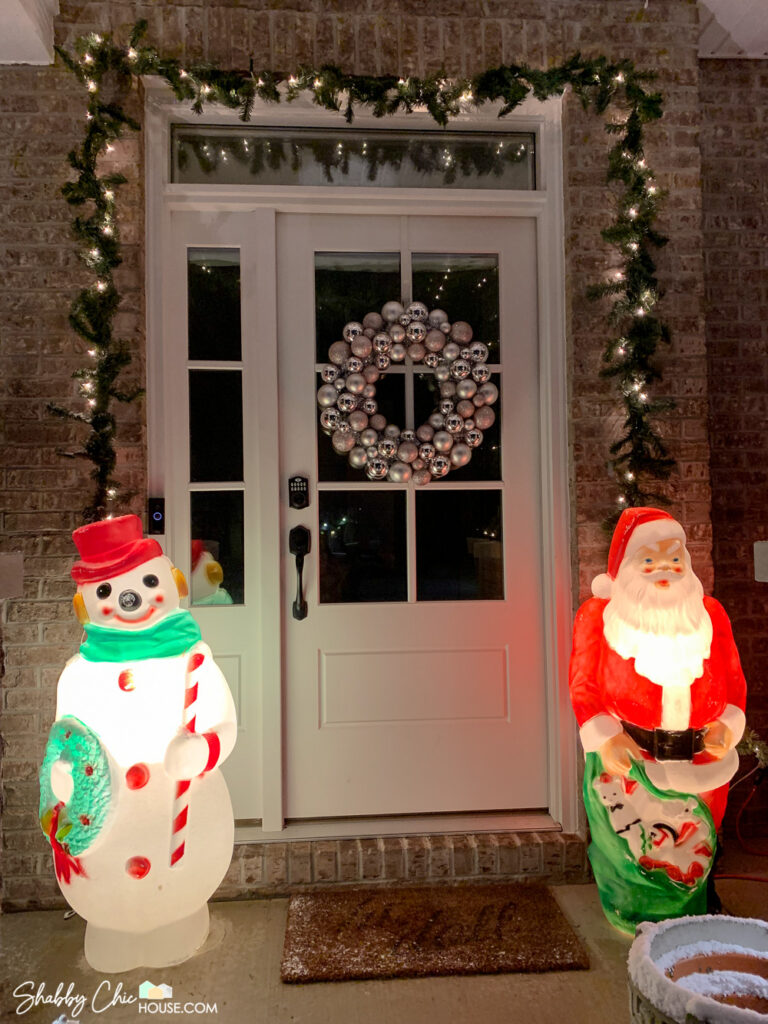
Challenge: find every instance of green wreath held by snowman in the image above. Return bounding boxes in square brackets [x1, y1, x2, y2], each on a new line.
[39, 716, 112, 872]
[317, 300, 499, 483]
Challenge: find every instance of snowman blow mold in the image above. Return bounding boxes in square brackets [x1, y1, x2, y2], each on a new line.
[39, 515, 237, 972]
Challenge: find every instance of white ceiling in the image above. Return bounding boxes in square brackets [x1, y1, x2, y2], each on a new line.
[699, 0, 768, 58]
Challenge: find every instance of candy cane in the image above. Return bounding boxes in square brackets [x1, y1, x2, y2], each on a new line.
[170, 651, 205, 867]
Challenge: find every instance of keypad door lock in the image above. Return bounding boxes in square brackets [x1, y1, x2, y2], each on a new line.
[289, 476, 309, 509]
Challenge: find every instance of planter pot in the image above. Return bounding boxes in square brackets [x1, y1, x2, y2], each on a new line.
[628, 914, 768, 1023]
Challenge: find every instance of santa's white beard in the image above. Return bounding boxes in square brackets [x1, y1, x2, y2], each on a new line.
[602, 560, 713, 690]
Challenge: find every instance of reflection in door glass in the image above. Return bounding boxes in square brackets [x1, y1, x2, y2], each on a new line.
[315, 252, 401, 362]
[187, 248, 241, 361]
[190, 490, 245, 605]
[319, 491, 407, 603]
[411, 253, 499, 361]
[416, 490, 503, 601]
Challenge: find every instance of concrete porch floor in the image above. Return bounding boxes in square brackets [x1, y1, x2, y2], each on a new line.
[2, 848, 766, 1024]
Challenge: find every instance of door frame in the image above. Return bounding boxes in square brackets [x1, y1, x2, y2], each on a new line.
[143, 79, 579, 837]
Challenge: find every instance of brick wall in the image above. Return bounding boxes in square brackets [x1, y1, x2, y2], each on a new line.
[0, 0, 710, 909]
[700, 59, 768, 835]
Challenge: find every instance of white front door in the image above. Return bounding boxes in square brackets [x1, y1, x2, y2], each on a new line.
[278, 212, 548, 819]
[163, 196, 561, 828]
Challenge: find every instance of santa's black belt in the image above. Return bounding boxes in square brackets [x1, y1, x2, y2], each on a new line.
[620, 720, 706, 761]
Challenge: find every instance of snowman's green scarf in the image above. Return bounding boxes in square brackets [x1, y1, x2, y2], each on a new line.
[79, 609, 201, 662]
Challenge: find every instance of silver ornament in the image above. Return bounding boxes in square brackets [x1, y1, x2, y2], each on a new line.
[373, 332, 392, 354]
[317, 384, 339, 407]
[479, 382, 499, 405]
[332, 429, 356, 453]
[418, 443, 436, 461]
[464, 418, 475, 430]
[366, 458, 389, 480]
[346, 373, 366, 394]
[329, 340, 351, 365]
[370, 413, 386, 431]
[362, 398, 378, 415]
[442, 342, 460, 362]
[470, 342, 489, 363]
[390, 343, 407, 362]
[398, 312, 412, 327]
[450, 443, 472, 468]
[346, 356, 364, 374]
[400, 430, 416, 442]
[465, 428, 483, 447]
[413, 458, 425, 471]
[434, 364, 450, 382]
[366, 445, 379, 459]
[428, 412, 445, 430]
[363, 365, 380, 384]
[413, 468, 431, 486]
[337, 392, 358, 413]
[445, 414, 464, 434]
[440, 399, 455, 416]
[456, 399, 475, 419]
[408, 343, 426, 362]
[342, 321, 364, 342]
[474, 406, 496, 430]
[334, 377, 347, 392]
[363, 384, 376, 399]
[456, 378, 478, 400]
[424, 352, 440, 368]
[397, 441, 418, 463]
[472, 392, 486, 407]
[336, 419, 352, 434]
[378, 439, 397, 459]
[406, 301, 429, 322]
[363, 311, 384, 331]
[450, 359, 471, 380]
[388, 323, 406, 345]
[348, 446, 368, 469]
[430, 455, 450, 478]
[375, 354, 391, 371]
[440, 381, 457, 398]
[321, 364, 340, 383]
[360, 428, 378, 448]
[320, 408, 341, 433]
[388, 461, 412, 483]
[406, 321, 427, 344]
[348, 410, 369, 432]
[416, 424, 434, 442]
[460, 347, 473, 361]
[381, 300, 404, 323]
[471, 363, 491, 384]
[439, 321, 451, 334]
[433, 430, 454, 452]
[451, 321, 473, 344]
[428, 308, 448, 327]
[352, 335, 372, 360]
[384, 424, 401, 439]
[425, 328, 446, 352]
[363, 327, 375, 338]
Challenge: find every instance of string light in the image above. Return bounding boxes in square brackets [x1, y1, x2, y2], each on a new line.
[87, 80, 97, 92]
[127, 48, 137, 60]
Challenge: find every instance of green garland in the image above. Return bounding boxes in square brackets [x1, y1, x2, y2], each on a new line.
[54, 21, 673, 525]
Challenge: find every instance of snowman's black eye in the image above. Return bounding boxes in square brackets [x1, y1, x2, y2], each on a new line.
[142, 574, 159, 588]
[96, 583, 112, 599]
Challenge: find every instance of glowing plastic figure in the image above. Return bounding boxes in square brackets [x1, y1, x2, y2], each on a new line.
[39, 515, 237, 971]
[569, 508, 746, 932]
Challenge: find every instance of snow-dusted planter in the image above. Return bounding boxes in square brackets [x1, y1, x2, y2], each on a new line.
[628, 915, 768, 1023]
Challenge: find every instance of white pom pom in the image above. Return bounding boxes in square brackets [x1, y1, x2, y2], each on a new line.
[591, 573, 613, 599]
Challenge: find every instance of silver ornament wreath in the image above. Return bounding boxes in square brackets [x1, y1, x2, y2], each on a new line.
[317, 300, 499, 483]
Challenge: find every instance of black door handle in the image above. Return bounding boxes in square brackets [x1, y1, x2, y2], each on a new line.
[289, 526, 311, 620]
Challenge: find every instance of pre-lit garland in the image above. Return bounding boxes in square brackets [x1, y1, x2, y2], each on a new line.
[55, 21, 674, 525]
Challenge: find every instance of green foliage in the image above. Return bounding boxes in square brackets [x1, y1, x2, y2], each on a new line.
[56, 21, 675, 524]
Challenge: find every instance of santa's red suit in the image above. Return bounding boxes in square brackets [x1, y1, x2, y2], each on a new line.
[570, 593, 746, 830]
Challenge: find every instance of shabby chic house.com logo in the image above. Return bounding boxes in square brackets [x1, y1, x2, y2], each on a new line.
[12, 980, 217, 1017]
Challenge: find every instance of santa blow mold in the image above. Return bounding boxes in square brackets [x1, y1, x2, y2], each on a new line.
[569, 508, 746, 933]
[39, 515, 237, 972]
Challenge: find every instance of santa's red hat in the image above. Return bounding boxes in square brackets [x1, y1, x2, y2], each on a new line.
[591, 507, 687, 599]
[71, 514, 163, 584]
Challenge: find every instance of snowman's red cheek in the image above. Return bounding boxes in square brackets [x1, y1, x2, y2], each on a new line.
[100, 604, 115, 617]
[153, 593, 165, 605]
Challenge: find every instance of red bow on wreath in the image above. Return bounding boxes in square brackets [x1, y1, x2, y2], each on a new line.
[46, 802, 87, 885]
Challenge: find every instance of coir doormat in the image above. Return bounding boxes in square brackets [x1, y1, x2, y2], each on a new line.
[281, 882, 590, 983]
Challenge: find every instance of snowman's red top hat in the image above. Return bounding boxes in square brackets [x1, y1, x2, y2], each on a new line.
[71, 514, 163, 584]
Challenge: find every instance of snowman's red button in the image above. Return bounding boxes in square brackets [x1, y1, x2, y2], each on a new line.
[125, 763, 150, 790]
[126, 856, 151, 879]
[118, 670, 135, 691]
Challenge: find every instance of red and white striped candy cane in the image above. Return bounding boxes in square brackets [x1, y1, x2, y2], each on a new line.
[170, 651, 205, 867]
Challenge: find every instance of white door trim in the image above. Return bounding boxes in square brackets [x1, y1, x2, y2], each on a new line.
[144, 81, 578, 836]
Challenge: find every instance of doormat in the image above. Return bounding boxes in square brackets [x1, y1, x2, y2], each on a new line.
[281, 882, 590, 983]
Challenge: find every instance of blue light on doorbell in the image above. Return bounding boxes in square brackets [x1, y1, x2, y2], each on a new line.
[148, 497, 165, 535]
